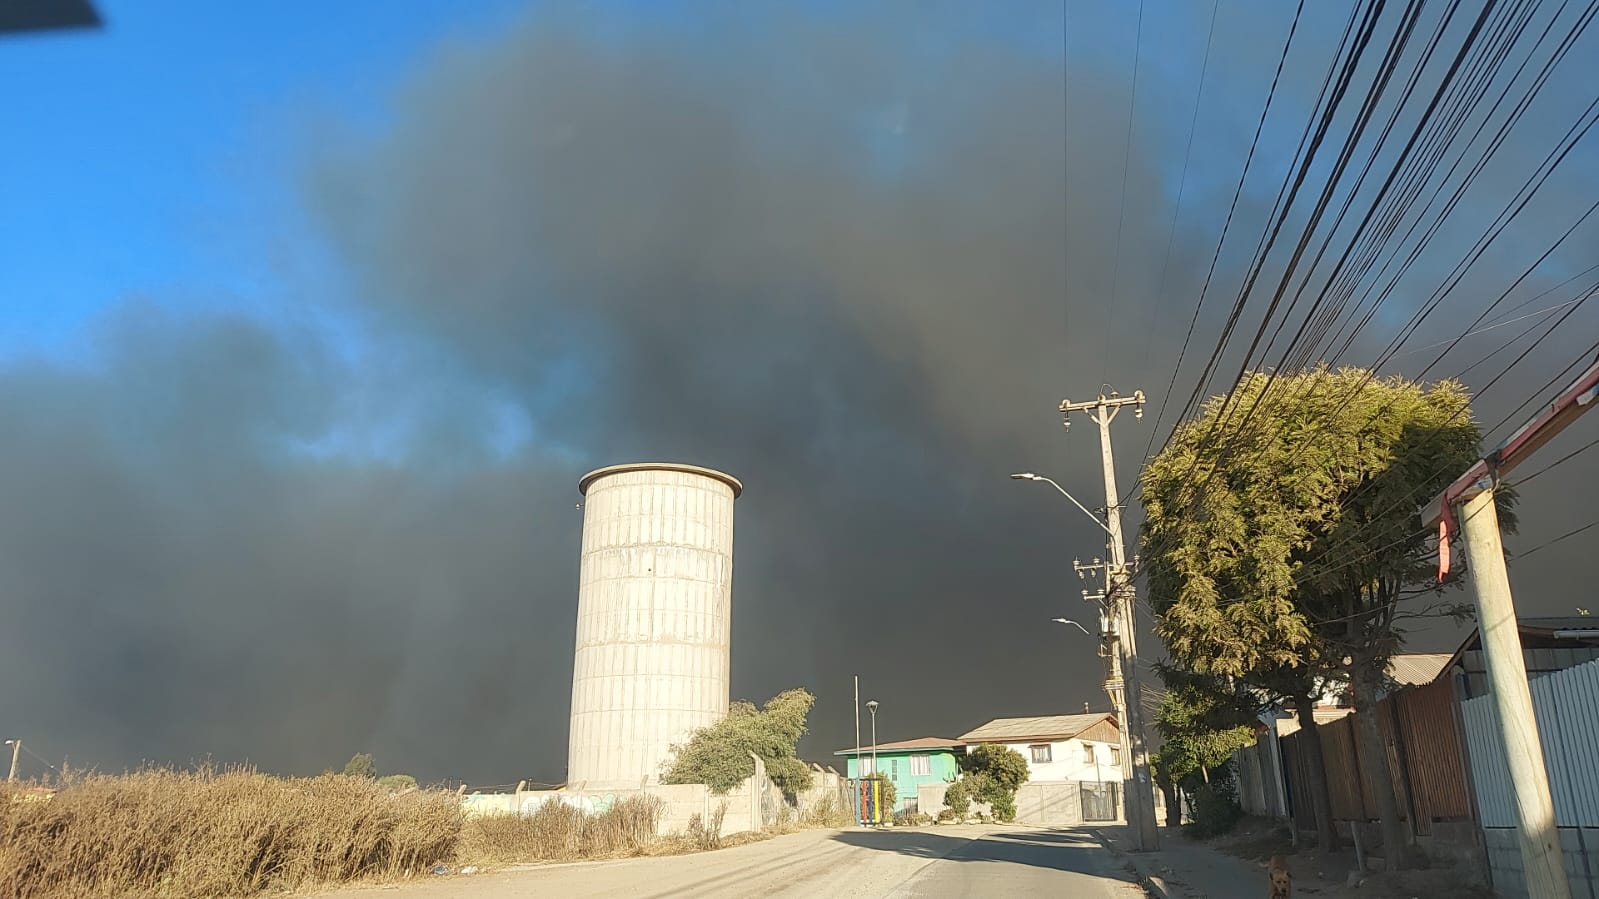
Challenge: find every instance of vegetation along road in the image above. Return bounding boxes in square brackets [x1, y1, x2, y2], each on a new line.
[314, 824, 1145, 899]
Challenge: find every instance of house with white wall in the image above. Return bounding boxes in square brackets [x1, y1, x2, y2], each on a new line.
[958, 712, 1122, 783]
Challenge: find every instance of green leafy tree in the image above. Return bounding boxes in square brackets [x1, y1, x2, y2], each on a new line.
[341, 753, 376, 779]
[1142, 367, 1509, 865]
[1151, 666, 1259, 831]
[377, 774, 418, 792]
[663, 688, 815, 800]
[957, 745, 1029, 822]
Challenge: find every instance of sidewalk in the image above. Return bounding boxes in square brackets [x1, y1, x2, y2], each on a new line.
[1092, 825, 1283, 899]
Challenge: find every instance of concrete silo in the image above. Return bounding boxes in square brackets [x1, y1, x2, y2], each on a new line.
[567, 462, 742, 788]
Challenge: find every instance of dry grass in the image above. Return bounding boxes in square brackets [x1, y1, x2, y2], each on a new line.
[799, 793, 851, 829]
[0, 767, 462, 899]
[2, 769, 822, 897]
[456, 794, 664, 865]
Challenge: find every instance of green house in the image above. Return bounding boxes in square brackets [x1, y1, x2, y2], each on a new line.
[835, 737, 965, 813]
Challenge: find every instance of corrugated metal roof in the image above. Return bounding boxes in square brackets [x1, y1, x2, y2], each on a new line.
[959, 712, 1117, 744]
[833, 737, 964, 756]
[1387, 653, 1452, 686]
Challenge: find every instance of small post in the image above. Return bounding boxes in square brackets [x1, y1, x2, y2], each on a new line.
[6, 740, 20, 781]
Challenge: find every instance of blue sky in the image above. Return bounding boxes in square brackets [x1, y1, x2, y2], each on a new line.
[0, 1, 531, 360]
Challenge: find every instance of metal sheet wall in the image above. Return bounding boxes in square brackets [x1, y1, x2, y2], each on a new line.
[1462, 658, 1599, 828]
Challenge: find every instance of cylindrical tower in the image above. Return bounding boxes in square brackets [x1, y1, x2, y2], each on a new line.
[567, 462, 742, 788]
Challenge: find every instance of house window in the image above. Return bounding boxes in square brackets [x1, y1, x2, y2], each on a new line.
[911, 754, 932, 776]
[1110, 747, 1122, 767]
[1030, 744, 1053, 764]
[891, 758, 899, 778]
[1082, 743, 1096, 764]
[859, 757, 875, 777]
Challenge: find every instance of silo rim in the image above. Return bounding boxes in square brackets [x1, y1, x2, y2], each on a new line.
[578, 462, 743, 498]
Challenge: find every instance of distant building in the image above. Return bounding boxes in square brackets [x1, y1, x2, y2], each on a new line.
[1443, 616, 1599, 698]
[834, 737, 964, 813]
[958, 713, 1122, 783]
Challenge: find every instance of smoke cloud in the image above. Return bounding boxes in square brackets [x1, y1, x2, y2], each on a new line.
[1, 1, 1593, 784]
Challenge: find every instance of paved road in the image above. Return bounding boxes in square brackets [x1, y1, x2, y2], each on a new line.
[316, 825, 1146, 899]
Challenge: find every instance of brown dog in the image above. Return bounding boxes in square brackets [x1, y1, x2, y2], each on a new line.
[1267, 855, 1292, 899]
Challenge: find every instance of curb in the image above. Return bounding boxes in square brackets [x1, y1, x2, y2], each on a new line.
[1089, 829, 1182, 899]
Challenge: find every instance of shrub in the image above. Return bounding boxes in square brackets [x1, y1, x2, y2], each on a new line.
[378, 774, 418, 793]
[1183, 781, 1244, 838]
[936, 808, 957, 823]
[863, 773, 895, 817]
[957, 746, 1027, 822]
[341, 753, 377, 779]
[663, 689, 815, 799]
[943, 779, 972, 817]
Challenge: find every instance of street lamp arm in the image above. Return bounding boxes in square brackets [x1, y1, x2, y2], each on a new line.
[1010, 473, 1118, 538]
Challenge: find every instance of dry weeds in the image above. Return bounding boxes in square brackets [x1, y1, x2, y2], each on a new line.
[454, 794, 663, 864]
[0, 767, 461, 899]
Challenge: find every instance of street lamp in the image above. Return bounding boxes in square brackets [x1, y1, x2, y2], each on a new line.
[1009, 473, 1118, 538]
[866, 700, 879, 823]
[1052, 618, 1091, 635]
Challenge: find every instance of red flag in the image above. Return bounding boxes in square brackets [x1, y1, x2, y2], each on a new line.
[1437, 503, 1451, 582]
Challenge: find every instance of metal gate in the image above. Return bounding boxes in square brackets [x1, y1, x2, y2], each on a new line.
[1080, 782, 1119, 822]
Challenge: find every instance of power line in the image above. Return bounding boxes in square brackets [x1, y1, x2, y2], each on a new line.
[1517, 519, 1599, 560]
[1139, 0, 1317, 476]
[1136, 0, 1220, 401]
[1104, 0, 1146, 383]
[1515, 434, 1599, 487]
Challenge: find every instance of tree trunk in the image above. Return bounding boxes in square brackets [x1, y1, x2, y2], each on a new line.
[1161, 781, 1181, 828]
[1351, 663, 1411, 871]
[1295, 696, 1339, 853]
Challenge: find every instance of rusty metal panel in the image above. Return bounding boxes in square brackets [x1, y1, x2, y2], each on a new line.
[1393, 680, 1473, 825]
[1318, 716, 1368, 820]
[1278, 732, 1317, 831]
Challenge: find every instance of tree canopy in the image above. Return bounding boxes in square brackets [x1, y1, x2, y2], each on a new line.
[1151, 666, 1259, 790]
[1140, 366, 1510, 862]
[1141, 367, 1497, 678]
[341, 753, 376, 779]
[953, 744, 1030, 822]
[662, 688, 815, 799]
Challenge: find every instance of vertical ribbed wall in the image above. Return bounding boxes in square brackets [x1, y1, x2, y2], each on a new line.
[567, 463, 740, 788]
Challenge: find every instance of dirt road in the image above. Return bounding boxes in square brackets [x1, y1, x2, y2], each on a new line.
[314, 824, 1145, 898]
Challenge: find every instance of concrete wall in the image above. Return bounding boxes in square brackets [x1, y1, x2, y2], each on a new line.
[1481, 827, 1599, 899]
[568, 463, 740, 788]
[497, 774, 776, 839]
[917, 779, 1112, 826]
[794, 764, 850, 820]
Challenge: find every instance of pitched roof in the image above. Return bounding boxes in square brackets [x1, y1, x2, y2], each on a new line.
[1442, 616, 1599, 673]
[833, 736, 965, 756]
[1387, 653, 1452, 687]
[959, 712, 1118, 744]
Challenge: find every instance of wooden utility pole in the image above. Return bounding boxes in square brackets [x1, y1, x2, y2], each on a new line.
[1062, 388, 1159, 851]
[6, 740, 20, 781]
[1424, 358, 1598, 899]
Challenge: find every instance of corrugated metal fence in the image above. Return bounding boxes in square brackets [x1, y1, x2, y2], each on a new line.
[1461, 658, 1599, 828]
